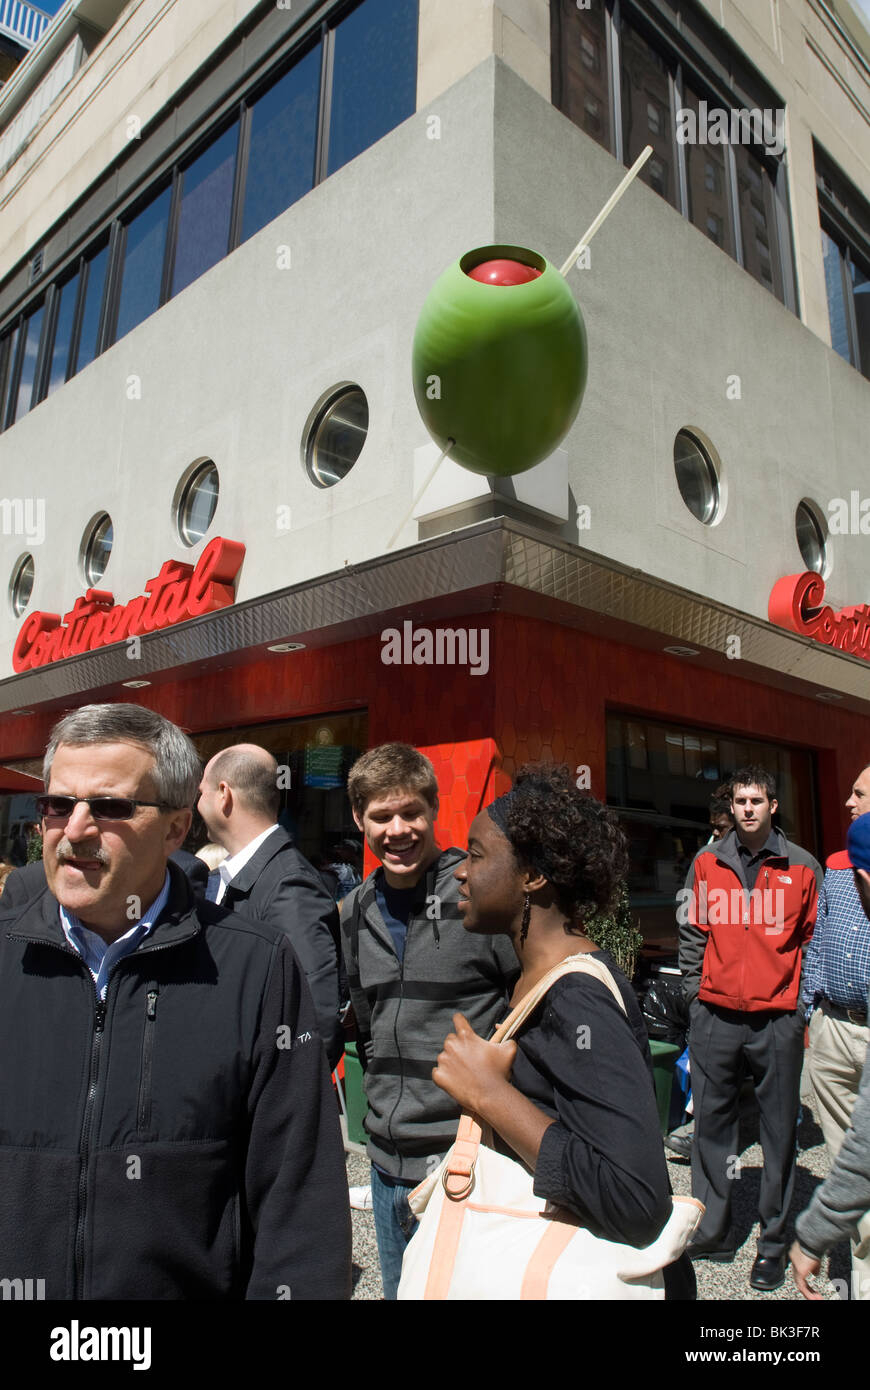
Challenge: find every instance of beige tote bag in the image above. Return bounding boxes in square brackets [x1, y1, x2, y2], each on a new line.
[397, 952, 704, 1300]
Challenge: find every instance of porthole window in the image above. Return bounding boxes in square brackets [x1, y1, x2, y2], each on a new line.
[674, 430, 720, 525]
[304, 386, 368, 488]
[176, 460, 219, 546]
[9, 554, 34, 617]
[795, 500, 827, 576]
[81, 513, 113, 586]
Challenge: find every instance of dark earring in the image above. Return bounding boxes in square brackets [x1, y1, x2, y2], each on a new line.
[520, 892, 531, 947]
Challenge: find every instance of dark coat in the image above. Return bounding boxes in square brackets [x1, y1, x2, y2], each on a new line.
[0, 861, 351, 1299]
[220, 828, 344, 1071]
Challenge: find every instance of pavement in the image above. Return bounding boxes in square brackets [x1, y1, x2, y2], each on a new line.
[345, 1056, 850, 1301]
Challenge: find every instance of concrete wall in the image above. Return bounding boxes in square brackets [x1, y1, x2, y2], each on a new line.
[1, 58, 868, 677]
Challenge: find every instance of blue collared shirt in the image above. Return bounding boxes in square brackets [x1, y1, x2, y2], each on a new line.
[60, 871, 171, 1000]
[803, 862, 870, 1013]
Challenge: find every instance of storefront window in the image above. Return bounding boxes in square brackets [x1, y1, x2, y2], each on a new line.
[191, 711, 367, 870]
[607, 713, 818, 958]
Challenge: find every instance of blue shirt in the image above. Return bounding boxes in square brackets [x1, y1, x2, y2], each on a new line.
[60, 871, 171, 1001]
[374, 877, 418, 964]
[803, 859, 870, 1013]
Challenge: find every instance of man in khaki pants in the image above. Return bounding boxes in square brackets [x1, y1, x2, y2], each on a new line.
[802, 772, 870, 1298]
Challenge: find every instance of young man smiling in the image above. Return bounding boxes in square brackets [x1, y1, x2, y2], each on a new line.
[679, 765, 821, 1291]
[340, 743, 518, 1299]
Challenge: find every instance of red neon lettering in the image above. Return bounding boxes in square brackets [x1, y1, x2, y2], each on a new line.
[12, 538, 245, 672]
[769, 573, 870, 664]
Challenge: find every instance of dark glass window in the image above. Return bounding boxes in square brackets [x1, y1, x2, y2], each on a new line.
[172, 123, 240, 297]
[115, 186, 172, 342]
[795, 502, 826, 575]
[75, 244, 109, 373]
[551, 0, 611, 151]
[734, 145, 782, 299]
[177, 461, 220, 546]
[682, 85, 734, 256]
[606, 713, 817, 954]
[821, 229, 851, 363]
[0, 328, 17, 427]
[47, 274, 78, 396]
[619, 17, 677, 207]
[12, 304, 45, 422]
[242, 45, 320, 244]
[849, 255, 870, 371]
[327, 0, 418, 176]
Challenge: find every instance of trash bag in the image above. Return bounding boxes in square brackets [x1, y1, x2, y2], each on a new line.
[640, 977, 691, 1048]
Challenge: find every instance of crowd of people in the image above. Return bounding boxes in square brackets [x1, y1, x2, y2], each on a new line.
[0, 701, 867, 1301]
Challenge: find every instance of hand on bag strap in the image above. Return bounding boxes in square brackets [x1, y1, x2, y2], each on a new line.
[490, 952, 626, 1045]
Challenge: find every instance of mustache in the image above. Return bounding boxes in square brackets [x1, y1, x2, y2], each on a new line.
[55, 838, 110, 868]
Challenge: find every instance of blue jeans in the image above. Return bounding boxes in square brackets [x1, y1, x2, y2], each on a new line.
[370, 1166, 418, 1300]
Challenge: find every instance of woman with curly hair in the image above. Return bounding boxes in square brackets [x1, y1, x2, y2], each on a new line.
[431, 765, 695, 1297]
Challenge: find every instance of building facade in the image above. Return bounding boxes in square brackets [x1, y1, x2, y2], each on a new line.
[0, 0, 869, 953]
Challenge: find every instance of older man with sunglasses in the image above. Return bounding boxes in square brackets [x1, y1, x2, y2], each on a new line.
[0, 702, 351, 1300]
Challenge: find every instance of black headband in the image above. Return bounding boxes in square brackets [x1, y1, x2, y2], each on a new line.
[485, 791, 515, 836]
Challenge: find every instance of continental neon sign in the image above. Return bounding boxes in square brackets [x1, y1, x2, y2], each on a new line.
[13, 537, 245, 672]
[769, 571, 870, 663]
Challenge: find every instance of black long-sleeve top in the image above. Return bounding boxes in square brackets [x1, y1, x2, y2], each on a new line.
[501, 949, 674, 1248]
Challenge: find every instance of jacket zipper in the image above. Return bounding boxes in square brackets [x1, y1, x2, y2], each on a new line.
[74, 995, 106, 1300]
[137, 988, 159, 1135]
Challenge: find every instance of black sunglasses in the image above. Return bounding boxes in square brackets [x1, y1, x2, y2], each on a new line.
[36, 795, 176, 822]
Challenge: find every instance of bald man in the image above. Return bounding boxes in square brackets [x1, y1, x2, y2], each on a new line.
[198, 745, 343, 1069]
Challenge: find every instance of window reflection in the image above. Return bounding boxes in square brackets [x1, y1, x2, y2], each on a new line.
[327, 0, 418, 176]
[620, 17, 676, 207]
[115, 187, 171, 342]
[242, 45, 320, 244]
[172, 124, 239, 297]
[75, 244, 110, 373]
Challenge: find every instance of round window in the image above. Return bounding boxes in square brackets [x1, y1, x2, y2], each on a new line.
[81, 513, 113, 586]
[795, 501, 827, 575]
[176, 460, 219, 546]
[9, 554, 34, 617]
[304, 386, 368, 488]
[674, 430, 720, 524]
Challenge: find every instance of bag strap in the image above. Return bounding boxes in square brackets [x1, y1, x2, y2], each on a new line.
[441, 953, 628, 1194]
[490, 951, 626, 1044]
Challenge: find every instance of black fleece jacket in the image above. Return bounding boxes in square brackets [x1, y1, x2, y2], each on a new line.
[0, 862, 351, 1300]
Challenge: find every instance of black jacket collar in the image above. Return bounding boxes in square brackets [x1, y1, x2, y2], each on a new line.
[3, 859, 204, 953]
[221, 826, 291, 894]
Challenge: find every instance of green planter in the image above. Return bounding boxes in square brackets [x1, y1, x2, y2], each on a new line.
[648, 1040, 681, 1136]
[343, 1043, 367, 1146]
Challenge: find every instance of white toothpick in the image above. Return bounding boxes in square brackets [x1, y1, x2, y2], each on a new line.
[560, 144, 654, 276]
[387, 440, 455, 551]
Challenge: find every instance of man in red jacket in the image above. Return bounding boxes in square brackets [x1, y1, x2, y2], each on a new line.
[678, 764, 821, 1291]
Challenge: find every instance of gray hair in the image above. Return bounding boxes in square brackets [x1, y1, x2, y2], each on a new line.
[43, 703, 201, 808]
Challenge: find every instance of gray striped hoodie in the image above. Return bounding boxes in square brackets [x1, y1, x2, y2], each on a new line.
[340, 847, 519, 1181]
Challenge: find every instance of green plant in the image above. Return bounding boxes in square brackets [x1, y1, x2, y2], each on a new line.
[26, 831, 43, 863]
[584, 881, 643, 982]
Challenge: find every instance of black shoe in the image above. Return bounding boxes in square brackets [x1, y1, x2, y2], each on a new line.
[663, 1133, 693, 1160]
[687, 1235, 735, 1262]
[750, 1254, 785, 1291]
